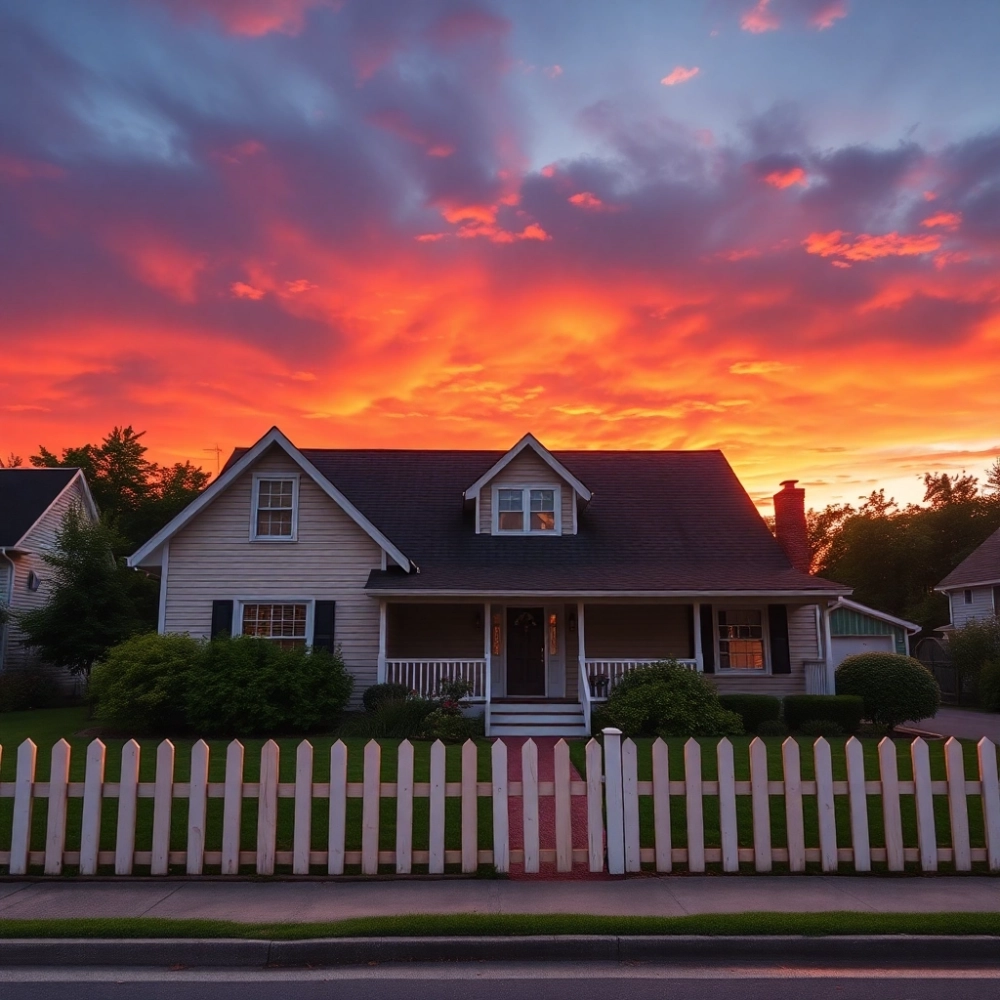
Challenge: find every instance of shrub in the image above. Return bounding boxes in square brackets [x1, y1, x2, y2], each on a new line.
[343, 696, 437, 738]
[783, 695, 863, 734]
[835, 652, 940, 731]
[949, 617, 1000, 681]
[362, 682, 411, 713]
[798, 719, 844, 738]
[978, 659, 1000, 712]
[185, 636, 353, 737]
[755, 718, 788, 737]
[595, 661, 743, 738]
[89, 632, 200, 734]
[0, 668, 61, 713]
[421, 707, 484, 741]
[717, 694, 781, 733]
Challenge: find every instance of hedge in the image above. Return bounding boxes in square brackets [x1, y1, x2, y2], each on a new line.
[782, 695, 864, 734]
[717, 694, 782, 733]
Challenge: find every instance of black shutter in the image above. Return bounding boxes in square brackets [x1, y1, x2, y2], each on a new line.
[768, 604, 791, 674]
[313, 601, 336, 652]
[699, 604, 715, 673]
[211, 600, 234, 639]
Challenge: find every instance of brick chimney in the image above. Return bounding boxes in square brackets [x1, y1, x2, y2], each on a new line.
[773, 479, 811, 573]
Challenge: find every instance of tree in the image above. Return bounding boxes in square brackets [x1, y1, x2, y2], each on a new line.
[15, 506, 155, 678]
[0, 453, 23, 468]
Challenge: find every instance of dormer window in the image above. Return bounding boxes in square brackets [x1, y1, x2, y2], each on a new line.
[251, 474, 299, 540]
[494, 485, 559, 534]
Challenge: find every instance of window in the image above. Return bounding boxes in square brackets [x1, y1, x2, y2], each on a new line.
[717, 608, 765, 670]
[252, 476, 298, 540]
[241, 603, 307, 649]
[964, 589, 974, 605]
[548, 613, 558, 654]
[494, 485, 559, 533]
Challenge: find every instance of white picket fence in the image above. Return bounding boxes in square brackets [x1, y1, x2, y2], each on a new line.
[1, 730, 999, 876]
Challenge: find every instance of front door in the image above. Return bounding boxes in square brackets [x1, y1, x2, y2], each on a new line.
[506, 607, 546, 696]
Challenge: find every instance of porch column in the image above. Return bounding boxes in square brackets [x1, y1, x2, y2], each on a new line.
[822, 602, 835, 695]
[576, 601, 586, 691]
[483, 602, 492, 736]
[377, 600, 387, 683]
[692, 602, 703, 672]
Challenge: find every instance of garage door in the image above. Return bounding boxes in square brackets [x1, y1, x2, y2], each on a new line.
[832, 634, 895, 667]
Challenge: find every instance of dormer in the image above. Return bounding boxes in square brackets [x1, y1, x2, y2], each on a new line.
[463, 433, 592, 536]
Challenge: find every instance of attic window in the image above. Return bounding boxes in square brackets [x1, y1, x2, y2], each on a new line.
[494, 486, 559, 534]
[252, 474, 299, 540]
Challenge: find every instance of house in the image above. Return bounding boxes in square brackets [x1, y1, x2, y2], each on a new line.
[0, 468, 99, 680]
[127, 427, 850, 736]
[826, 597, 920, 667]
[936, 525, 1000, 629]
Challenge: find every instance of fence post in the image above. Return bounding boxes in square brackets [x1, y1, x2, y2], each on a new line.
[396, 740, 415, 874]
[151, 740, 175, 876]
[944, 737, 971, 871]
[782, 738, 805, 873]
[978, 738, 1000, 872]
[749, 737, 772, 873]
[554, 739, 573, 873]
[187, 740, 210, 876]
[910, 737, 937, 872]
[361, 740, 381, 875]
[522, 739, 540, 874]
[461, 740, 478, 873]
[717, 738, 738, 873]
[10, 740, 37, 876]
[684, 739, 705, 873]
[813, 738, 838, 873]
[652, 738, 672, 872]
[221, 741, 244, 876]
[585, 738, 605, 872]
[257, 740, 279, 875]
[115, 740, 141, 876]
[79, 740, 106, 876]
[602, 728, 625, 875]
[491, 740, 509, 873]
[845, 737, 870, 872]
[622, 738, 641, 872]
[878, 737, 904, 872]
[44, 739, 71, 875]
[293, 741, 314, 876]
[328, 741, 348, 875]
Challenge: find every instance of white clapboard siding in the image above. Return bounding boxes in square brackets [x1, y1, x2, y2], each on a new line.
[3, 734, 1000, 878]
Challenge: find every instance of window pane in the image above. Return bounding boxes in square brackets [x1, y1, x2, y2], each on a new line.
[530, 511, 555, 531]
[498, 510, 524, 531]
[718, 608, 765, 670]
[498, 489, 523, 512]
[242, 604, 307, 642]
[258, 479, 294, 510]
[529, 489, 554, 511]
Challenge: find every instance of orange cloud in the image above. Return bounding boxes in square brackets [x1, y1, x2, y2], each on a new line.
[764, 166, 807, 189]
[741, 0, 780, 33]
[921, 211, 962, 230]
[661, 66, 700, 86]
[568, 191, 604, 210]
[811, 1, 848, 29]
[161, 0, 336, 37]
[730, 361, 793, 375]
[804, 229, 942, 262]
[441, 204, 497, 225]
[231, 281, 265, 299]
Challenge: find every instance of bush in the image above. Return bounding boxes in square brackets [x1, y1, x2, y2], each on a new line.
[594, 661, 743, 738]
[185, 636, 353, 737]
[0, 668, 61, 713]
[421, 708, 484, 741]
[362, 682, 411, 713]
[783, 695, 863, 734]
[835, 652, 940, 731]
[949, 617, 1000, 681]
[755, 718, 788, 737]
[343, 696, 437, 738]
[717, 694, 781, 733]
[798, 719, 844, 738]
[89, 632, 200, 734]
[978, 659, 1000, 712]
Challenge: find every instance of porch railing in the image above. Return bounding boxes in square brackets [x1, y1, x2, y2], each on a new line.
[384, 659, 487, 701]
[584, 658, 699, 701]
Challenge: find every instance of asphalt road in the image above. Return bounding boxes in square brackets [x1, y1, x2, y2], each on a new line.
[3, 964, 1000, 1000]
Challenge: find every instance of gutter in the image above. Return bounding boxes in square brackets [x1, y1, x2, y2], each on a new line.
[363, 587, 854, 599]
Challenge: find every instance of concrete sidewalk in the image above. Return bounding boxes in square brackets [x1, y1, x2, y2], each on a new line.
[0, 877, 997, 922]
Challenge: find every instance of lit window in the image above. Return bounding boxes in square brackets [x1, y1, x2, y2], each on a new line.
[253, 477, 297, 539]
[718, 608, 765, 670]
[495, 486, 559, 533]
[548, 613, 558, 654]
[497, 488, 524, 531]
[530, 490, 555, 531]
[242, 603, 307, 649]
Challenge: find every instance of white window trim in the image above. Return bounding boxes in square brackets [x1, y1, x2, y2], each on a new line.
[234, 598, 314, 645]
[491, 483, 562, 536]
[250, 472, 300, 542]
[714, 604, 771, 674]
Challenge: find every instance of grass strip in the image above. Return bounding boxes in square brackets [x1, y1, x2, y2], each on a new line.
[1, 911, 999, 939]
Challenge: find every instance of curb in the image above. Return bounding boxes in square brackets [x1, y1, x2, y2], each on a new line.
[2, 935, 999, 968]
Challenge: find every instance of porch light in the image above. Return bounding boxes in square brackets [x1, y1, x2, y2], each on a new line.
[492, 613, 502, 655]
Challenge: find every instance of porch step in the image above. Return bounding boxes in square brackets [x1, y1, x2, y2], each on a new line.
[488, 700, 589, 737]
[489, 724, 591, 737]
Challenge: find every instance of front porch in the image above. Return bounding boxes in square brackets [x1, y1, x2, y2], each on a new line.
[376, 599, 829, 736]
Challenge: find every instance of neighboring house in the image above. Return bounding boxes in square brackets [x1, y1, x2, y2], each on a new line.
[826, 598, 920, 667]
[0, 468, 99, 678]
[936, 525, 1000, 630]
[128, 427, 850, 736]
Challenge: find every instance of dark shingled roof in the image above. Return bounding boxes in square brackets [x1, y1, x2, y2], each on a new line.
[0, 468, 78, 548]
[938, 526, 1000, 589]
[244, 447, 844, 595]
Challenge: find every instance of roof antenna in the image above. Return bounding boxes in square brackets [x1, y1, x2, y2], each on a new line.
[204, 444, 223, 474]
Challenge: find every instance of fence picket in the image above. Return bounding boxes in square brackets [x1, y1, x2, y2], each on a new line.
[10, 740, 37, 876]
[878, 738, 904, 872]
[911, 737, 937, 872]
[978, 739, 1000, 872]
[491, 740, 509, 873]
[782, 738, 805, 873]
[221, 741, 244, 876]
[79, 740, 106, 876]
[362, 740, 381, 876]
[396, 740, 415, 874]
[944, 737, 971, 871]
[151, 741, 175, 876]
[554, 739, 572, 872]
[749, 737, 771, 873]
[717, 739, 738, 873]
[651, 739, 671, 872]
[522, 739, 540, 874]
[684, 739, 705, 873]
[602, 728, 625, 875]
[328, 741, 347, 875]
[461, 740, 478, 873]
[429, 740, 446, 874]
[622, 738, 641, 873]
[187, 740, 210, 876]
[585, 738, 605, 872]
[257, 741, 279, 875]
[44, 739, 71, 875]
[293, 741, 314, 875]
[814, 738, 838, 873]
[115, 740, 141, 876]
[845, 737, 870, 872]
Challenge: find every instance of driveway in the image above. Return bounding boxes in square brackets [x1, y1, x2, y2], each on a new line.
[904, 706, 1000, 742]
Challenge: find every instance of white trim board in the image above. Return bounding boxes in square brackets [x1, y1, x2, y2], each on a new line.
[830, 597, 921, 635]
[937, 577, 1000, 593]
[463, 432, 592, 503]
[364, 588, 851, 599]
[127, 426, 411, 572]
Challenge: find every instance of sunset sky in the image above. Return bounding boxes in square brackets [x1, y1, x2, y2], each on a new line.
[2, 0, 999, 511]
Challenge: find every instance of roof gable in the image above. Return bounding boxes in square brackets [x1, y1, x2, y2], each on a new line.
[0, 468, 95, 548]
[937, 524, 1000, 590]
[833, 598, 920, 634]
[464, 433, 592, 502]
